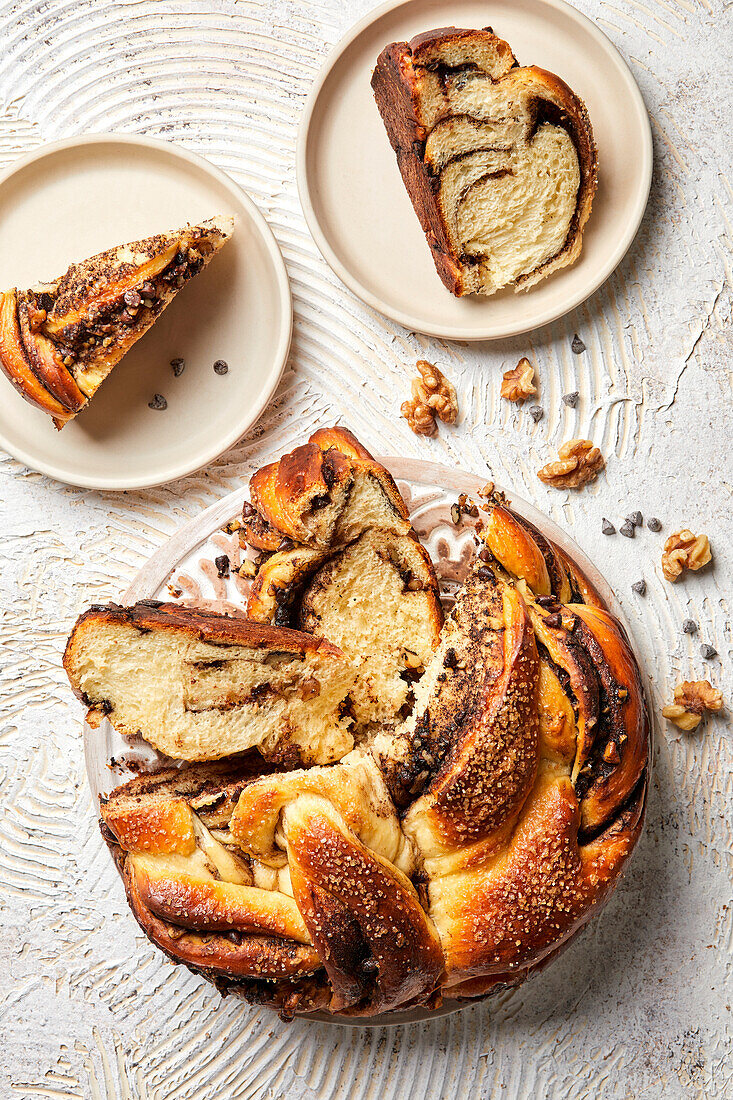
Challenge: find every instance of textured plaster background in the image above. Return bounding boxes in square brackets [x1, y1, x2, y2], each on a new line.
[0, 0, 731, 1097]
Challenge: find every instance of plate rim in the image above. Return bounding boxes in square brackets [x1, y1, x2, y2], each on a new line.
[95, 454, 653, 1027]
[296, 0, 653, 340]
[0, 132, 293, 491]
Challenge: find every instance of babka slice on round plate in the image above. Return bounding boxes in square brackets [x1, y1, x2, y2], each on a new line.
[371, 27, 597, 296]
[0, 216, 232, 427]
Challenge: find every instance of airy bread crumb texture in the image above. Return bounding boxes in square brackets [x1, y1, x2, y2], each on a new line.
[371, 28, 597, 296]
[298, 531, 442, 728]
[72, 619, 355, 764]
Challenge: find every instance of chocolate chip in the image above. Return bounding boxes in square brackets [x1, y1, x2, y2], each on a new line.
[119, 310, 136, 325]
[619, 520, 636, 539]
[242, 501, 256, 518]
[478, 548, 492, 563]
[700, 644, 718, 660]
[647, 517, 662, 532]
[544, 612, 562, 628]
[631, 580, 646, 595]
[148, 394, 167, 410]
[682, 619, 697, 635]
[215, 554, 230, 578]
[170, 358, 185, 376]
[213, 359, 229, 375]
[528, 405, 544, 422]
[443, 648, 458, 670]
[140, 281, 156, 298]
[626, 511, 643, 527]
[477, 565, 494, 581]
[123, 289, 141, 308]
[536, 595, 560, 609]
[562, 391, 579, 408]
[571, 335, 586, 354]
[602, 518, 616, 535]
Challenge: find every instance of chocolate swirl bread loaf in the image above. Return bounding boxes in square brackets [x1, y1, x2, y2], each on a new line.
[66, 428, 648, 1019]
[0, 217, 232, 427]
[371, 28, 597, 296]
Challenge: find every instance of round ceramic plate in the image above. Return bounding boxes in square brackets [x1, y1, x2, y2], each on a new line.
[0, 134, 292, 489]
[297, 0, 652, 340]
[82, 456, 652, 1027]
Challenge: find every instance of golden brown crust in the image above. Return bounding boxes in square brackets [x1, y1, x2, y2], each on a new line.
[432, 765, 644, 986]
[0, 290, 78, 422]
[77, 427, 648, 1020]
[569, 605, 649, 832]
[248, 427, 411, 550]
[408, 582, 540, 850]
[123, 858, 322, 980]
[285, 798, 444, 1015]
[102, 796, 197, 856]
[132, 859, 311, 943]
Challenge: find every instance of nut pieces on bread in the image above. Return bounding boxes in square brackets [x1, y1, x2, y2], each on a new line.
[66, 427, 649, 1020]
[0, 217, 232, 428]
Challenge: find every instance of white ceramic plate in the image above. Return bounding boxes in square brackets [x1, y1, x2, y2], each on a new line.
[298, 0, 652, 340]
[82, 456, 652, 1026]
[0, 134, 292, 489]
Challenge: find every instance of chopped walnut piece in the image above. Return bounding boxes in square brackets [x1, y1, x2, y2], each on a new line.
[662, 680, 723, 731]
[537, 439, 604, 490]
[401, 360, 458, 436]
[401, 393, 436, 436]
[27, 303, 47, 332]
[603, 741, 620, 764]
[661, 530, 712, 582]
[501, 357, 536, 403]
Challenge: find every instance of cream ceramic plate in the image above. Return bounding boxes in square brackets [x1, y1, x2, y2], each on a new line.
[298, 0, 652, 340]
[0, 135, 292, 489]
[81, 456, 652, 1026]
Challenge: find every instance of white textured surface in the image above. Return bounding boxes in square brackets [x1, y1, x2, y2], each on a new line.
[0, 0, 731, 1097]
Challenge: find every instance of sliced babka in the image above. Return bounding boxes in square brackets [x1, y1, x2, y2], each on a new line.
[0, 216, 232, 427]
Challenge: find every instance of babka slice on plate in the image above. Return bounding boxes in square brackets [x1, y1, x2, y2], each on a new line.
[0, 216, 232, 427]
[371, 27, 597, 296]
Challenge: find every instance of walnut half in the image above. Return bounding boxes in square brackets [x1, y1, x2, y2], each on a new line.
[537, 439, 604, 490]
[662, 680, 723, 730]
[401, 360, 458, 436]
[501, 357, 536, 402]
[661, 530, 712, 582]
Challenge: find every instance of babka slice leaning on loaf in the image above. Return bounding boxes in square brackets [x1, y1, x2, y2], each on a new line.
[0, 217, 232, 427]
[242, 426, 444, 731]
[371, 27, 597, 296]
[64, 601, 356, 766]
